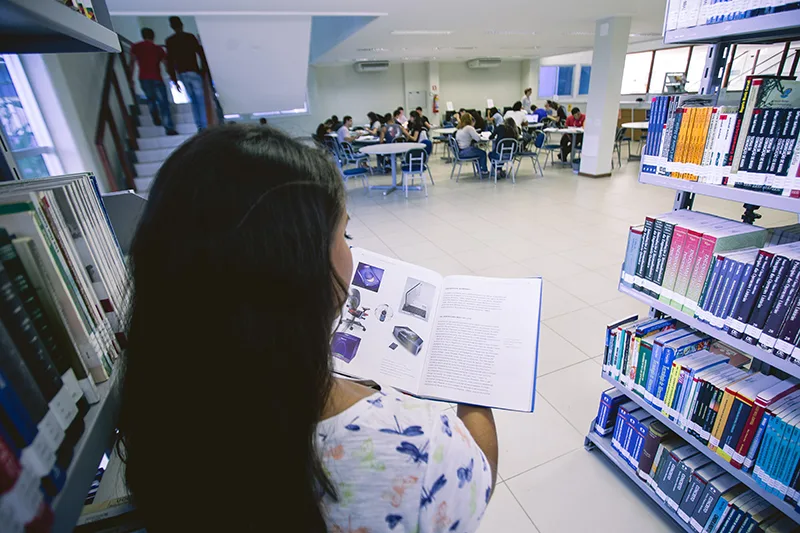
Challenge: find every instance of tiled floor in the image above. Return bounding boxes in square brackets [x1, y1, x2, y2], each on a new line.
[344, 152, 798, 532]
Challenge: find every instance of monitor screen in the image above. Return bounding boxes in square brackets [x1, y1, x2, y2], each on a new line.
[526, 114, 539, 123]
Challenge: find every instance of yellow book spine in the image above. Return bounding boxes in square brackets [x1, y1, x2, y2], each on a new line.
[693, 108, 712, 181]
[662, 361, 683, 417]
[710, 389, 736, 452]
[676, 108, 695, 179]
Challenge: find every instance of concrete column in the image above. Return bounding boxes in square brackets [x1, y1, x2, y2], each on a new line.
[427, 61, 440, 122]
[579, 16, 631, 177]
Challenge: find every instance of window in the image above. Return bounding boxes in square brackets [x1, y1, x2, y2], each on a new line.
[650, 47, 690, 93]
[781, 42, 800, 76]
[621, 51, 653, 94]
[726, 44, 760, 91]
[538, 65, 575, 98]
[578, 66, 591, 95]
[0, 55, 62, 179]
[753, 44, 786, 76]
[685, 45, 710, 93]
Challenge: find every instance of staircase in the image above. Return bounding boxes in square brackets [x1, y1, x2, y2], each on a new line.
[133, 103, 198, 193]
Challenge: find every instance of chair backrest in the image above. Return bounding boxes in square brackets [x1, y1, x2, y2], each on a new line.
[497, 138, 518, 161]
[392, 136, 404, 143]
[534, 131, 546, 149]
[324, 136, 344, 163]
[341, 141, 357, 158]
[614, 127, 626, 143]
[448, 135, 460, 160]
[404, 148, 427, 173]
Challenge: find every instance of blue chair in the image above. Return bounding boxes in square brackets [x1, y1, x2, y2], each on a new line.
[542, 132, 562, 167]
[514, 131, 545, 177]
[400, 148, 432, 197]
[341, 141, 372, 173]
[447, 136, 481, 182]
[489, 138, 518, 184]
[326, 141, 369, 190]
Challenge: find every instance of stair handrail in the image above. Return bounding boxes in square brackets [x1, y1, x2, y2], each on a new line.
[95, 37, 138, 191]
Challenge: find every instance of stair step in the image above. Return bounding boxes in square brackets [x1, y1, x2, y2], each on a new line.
[138, 123, 197, 138]
[137, 133, 192, 150]
[135, 161, 162, 176]
[134, 177, 155, 193]
[138, 112, 195, 127]
[138, 103, 191, 115]
[136, 146, 178, 163]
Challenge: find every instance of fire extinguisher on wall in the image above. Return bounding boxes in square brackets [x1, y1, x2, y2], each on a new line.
[432, 94, 439, 114]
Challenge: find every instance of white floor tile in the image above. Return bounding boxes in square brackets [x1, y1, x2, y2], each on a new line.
[548, 270, 620, 306]
[536, 359, 609, 433]
[593, 295, 652, 321]
[507, 449, 678, 533]
[452, 249, 513, 272]
[495, 394, 584, 479]
[415, 254, 472, 276]
[478, 483, 539, 533]
[519, 254, 592, 281]
[540, 281, 589, 320]
[544, 307, 613, 357]
[536, 324, 590, 377]
[389, 240, 448, 263]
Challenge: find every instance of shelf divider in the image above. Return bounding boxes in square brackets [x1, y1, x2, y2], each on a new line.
[618, 283, 800, 379]
[600, 374, 800, 523]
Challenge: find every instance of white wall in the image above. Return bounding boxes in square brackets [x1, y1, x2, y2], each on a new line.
[439, 61, 524, 112]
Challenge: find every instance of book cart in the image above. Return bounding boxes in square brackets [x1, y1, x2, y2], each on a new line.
[0, 2, 125, 533]
[584, 4, 800, 530]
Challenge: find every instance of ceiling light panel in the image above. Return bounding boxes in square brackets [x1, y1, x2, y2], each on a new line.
[391, 30, 453, 35]
[486, 30, 536, 35]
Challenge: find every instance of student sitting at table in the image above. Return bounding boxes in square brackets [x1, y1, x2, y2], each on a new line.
[367, 112, 382, 135]
[489, 117, 519, 179]
[415, 107, 433, 130]
[489, 107, 503, 128]
[559, 107, 586, 162]
[456, 113, 488, 175]
[396, 106, 408, 125]
[403, 116, 433, 154]
[331, 114, 341, 131]
[531, 104, 548, 123]
[380, 113, 402, 143]
[314, 120, 332, 144]
[471, 110, 487, 132]
[337, 116, 362, 144]
[504, 102, 528, 129]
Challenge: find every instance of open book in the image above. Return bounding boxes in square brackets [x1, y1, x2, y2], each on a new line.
[332, 248, 542, 412]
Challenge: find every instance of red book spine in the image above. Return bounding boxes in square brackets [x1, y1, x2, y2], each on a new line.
[731, 384, 800, 469]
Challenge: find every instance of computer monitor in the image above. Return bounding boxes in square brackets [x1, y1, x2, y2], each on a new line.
[526, 114, 539, 124]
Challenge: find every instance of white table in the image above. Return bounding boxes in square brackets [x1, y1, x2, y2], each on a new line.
[543, 127, 585, 165]
[621, 122, 649, 161]
[353, 136, 380, 145]
[359, 142, 426, 195]
[431, 127, 457, 135]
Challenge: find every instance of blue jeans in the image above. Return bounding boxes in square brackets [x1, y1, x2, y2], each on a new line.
[459, 146, 487, 172]
[139, 79, 174, 131]
[178, 71, 207, 130]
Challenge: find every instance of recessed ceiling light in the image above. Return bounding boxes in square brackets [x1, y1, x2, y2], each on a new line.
[486, 30, 536, 35]
[629, 32, 662, 37]
[566, 31, 594, 36]
[500, 46, 539, 50]
[454, 46, 476, 50]
[357, 47, 388, 52]
[392, 30, 453, 35]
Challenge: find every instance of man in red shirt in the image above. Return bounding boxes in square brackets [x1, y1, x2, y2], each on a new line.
[560, 107, 586, 162]
[130, 28, 178, 135]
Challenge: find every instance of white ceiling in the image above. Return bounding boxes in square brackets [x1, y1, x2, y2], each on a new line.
[107, 0, 669, 64]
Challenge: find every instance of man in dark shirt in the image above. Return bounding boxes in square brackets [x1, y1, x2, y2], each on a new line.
[130, 28, 177, 135]
[415, 106, 432, 130]
[165, 17, 207, 130]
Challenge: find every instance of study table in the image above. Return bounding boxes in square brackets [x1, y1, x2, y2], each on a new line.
[621, 121, 649, 161]
[543, 127, 584, 165]
[359, 142, 426, 196]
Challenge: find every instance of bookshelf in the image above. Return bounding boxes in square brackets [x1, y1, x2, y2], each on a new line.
[638, 173, 800, 214]
[618, 283, 800, 377]
[663, 10, 800, 44]
[600, 374, 800, 524]
[584, 428, 696, 532]
[52, 373, 120, 533]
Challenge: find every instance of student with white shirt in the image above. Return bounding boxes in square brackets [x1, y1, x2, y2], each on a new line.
[522, 88, 533, 113]
[336, 116, 361, 144]
[396, 106, 408, 125]
[490, 107, 503, 128]
[504, 101, 528, 129]
[455, 113, 488, 175]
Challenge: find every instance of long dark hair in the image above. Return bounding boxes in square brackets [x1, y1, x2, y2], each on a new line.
[117, 125, 346, 531]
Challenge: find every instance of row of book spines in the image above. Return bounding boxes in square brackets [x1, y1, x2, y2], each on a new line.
[623, 219, 800, 361]
[597, 392, 796, 532]
[669, 0, 800, 30]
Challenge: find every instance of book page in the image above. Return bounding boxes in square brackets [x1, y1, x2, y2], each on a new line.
[331, 248, 443, 393]
[418, 276, 542, 411]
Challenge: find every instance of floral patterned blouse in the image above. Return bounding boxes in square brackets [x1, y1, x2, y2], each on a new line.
[317, 387, 493, 533]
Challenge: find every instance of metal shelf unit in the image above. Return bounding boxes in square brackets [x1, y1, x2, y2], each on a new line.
[51, 374, 120, 533]
[600, 374, 800, 524]
[664, 10, 800, 44]
[638, 173, 800, 214]
[0, 0, 120, 54]
[618, 284, 800, 377]
[584, 427, 695, 532]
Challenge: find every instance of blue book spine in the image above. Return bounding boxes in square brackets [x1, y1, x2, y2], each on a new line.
[613, 409, 628, 448]
[704, 496, 731, 533]
[776, 423, 800, 497]
[755, 414, 782, 488]
[743, 411, 771, 472]
[724, 262, 754, 333]
[712, 259, 740, 324]
[655, 345, 678, 404]
[0, 367, 39, 447]
[700, 257, 726, 322]
[646, 343, 665, 405]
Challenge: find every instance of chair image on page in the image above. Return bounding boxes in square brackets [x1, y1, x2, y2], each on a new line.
[401, 148, 433, 198]
[490, 138, 518, 184]
[514, 132, 545, 178]
[447, 136, 481, 182]
[341, 288, 369, 332]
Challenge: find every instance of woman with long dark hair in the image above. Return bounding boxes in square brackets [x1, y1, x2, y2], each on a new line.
[117, 125, 497, 532]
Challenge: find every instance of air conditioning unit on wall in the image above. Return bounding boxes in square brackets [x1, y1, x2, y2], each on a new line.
[354, 61, 390, 73]
[466, 58, 502, 69]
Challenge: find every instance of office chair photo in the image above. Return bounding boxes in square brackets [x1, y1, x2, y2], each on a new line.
[341, 288, 370, 332]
